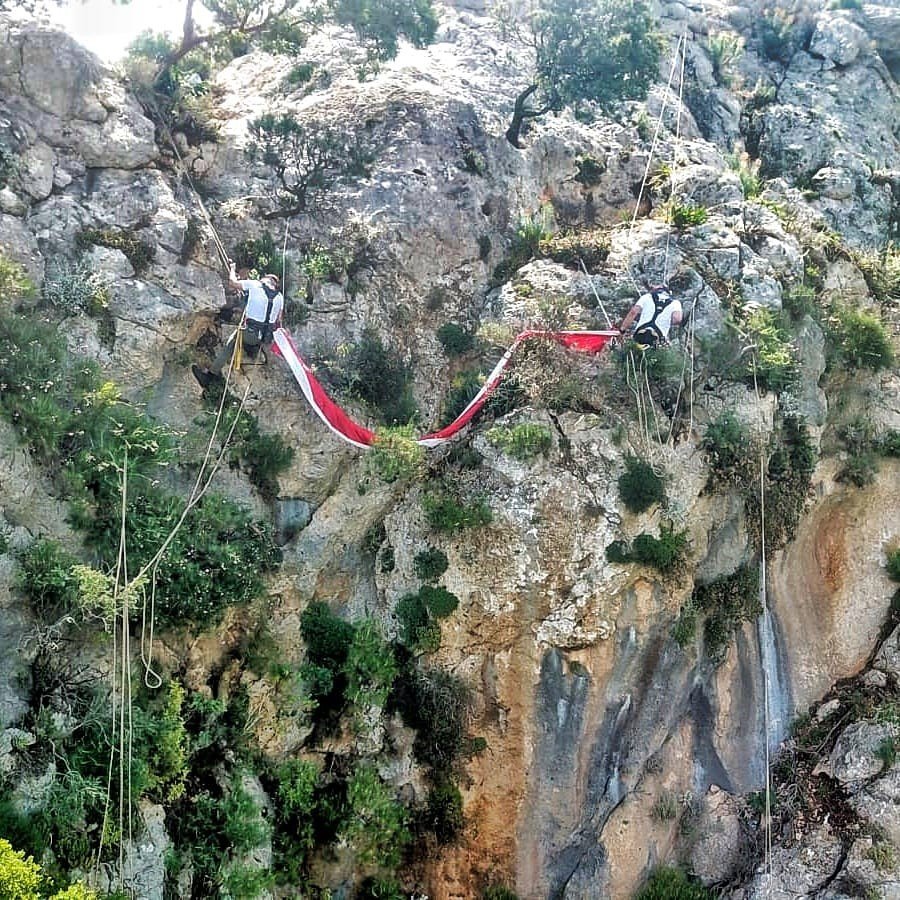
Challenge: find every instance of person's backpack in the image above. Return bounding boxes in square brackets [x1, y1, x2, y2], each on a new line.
[633, 290, 673, 346]
[253, 282, 280, 343]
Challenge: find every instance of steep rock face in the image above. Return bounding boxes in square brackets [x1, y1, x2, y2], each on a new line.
[0, 1, 897, 897]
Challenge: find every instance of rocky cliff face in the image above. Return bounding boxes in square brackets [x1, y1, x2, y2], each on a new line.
[0, 1, 898, 898]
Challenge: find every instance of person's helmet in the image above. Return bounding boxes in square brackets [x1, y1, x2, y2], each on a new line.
[263, 274, 280, 290]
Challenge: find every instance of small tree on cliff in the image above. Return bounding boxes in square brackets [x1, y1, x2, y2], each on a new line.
[124, 0, 438, 82]
[246, 113, 376, 217]
[505, 0, 662, 147]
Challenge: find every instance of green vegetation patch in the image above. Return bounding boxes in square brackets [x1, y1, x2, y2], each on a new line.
[605, 522, 689, 575]
[414, 546, 449, 582]
[436, 322, 476, 356]
[826, 304, 895, 372]
[538, 228, 610, 269]
[423, 489, 492, 532]
[486, 422, 552, 461]
[75, 227, 155, 275]
[617, 454, 666, 514]
[634, 865, 713, 900]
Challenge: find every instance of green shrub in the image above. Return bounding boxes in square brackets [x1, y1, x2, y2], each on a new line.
[538, 228, 610, 269]
[204, 390, 295, 497]
[358, 877, 406, 900]
[91, 490, 280, 627]
[232, 231, 286, 283]
[437, 323, 476, 356]
[745, 308, 798, 391]
[16, 539, 79, 618]
[707, 32, 742, 86]
[393, 668, 472, 778]
[887, 549, 900, 582]
[854, 246, 900, 306]
[422, 781, 464, 844]
[617, 455, 666, 514]
[635, 865, 713, 900]
[285, 62, 315, 85]
[369, 424, 425, 483]
[703, 411, 754, 485]
[396, 592, 441, 653]
[651, 790, 678, 821]
[423, 491, 492, 532]
[877, 736, 897, 768]
[486, 423, 552, 461]
[342, 620, 397, 708]
[301, 246, 345, 282]
[694, 563, 761, 664]
[42, 259, 110, 316]
[782, 283, 817, 320]
[877, 430, 900, 457]
[0, 255, 34, 302]
[0, 837, 41, 898]
[574, 154, 606, 186]
[462, 146, 487, 176]
[837, 451, 878, 487]
[301, 601, 355, 669]
[341, 764, 410, 868]
[345, 330, 417, 425]
[631, 524, 689, 574]
[483, 888, 519, 900]
[668, 202, 708, 227]
[75, 228, 155, 275]
[420, 585, 459, 619]
[414, 546, 449, 582]
[672, 602, 698, 648]
[441, 369, 483, 425]
[827, 305, 895, 371]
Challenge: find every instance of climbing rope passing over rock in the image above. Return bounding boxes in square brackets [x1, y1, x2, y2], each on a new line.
[272, 327, 621, 449]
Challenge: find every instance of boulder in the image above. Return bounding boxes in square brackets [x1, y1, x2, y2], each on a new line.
[817, 720, 898, 793]
[809, 14, 872, 68]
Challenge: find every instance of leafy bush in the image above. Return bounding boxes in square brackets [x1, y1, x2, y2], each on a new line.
[422, 781, 464, 844]
[669, 202, 708, 227]
[631, 524, 689, 574]
[203, 389, 295, 497]
[694, 563, 761, 663]
[756, 7, 815, 65]
[396, 592, 441, 654]
[486, 423, 552, 461]
[232, 231, 286, 283]
[651, 790, 678, 821]
[0, 255, 34, 302]
[92, 490, 280, 627]
[420, 585, 459, 619]
[437, 323, 476, 356]
[441, 369, 483, 425]
[618, 455, 666, 514]
[271, 759, 319, 880]
[343, 620, 397, 709]
[483, 888, 519, 900]
[827, 305, 895, 372]
[42, 259, 110, 316]
[887, 549, 900, 583]
[341, 765, 410, 868]
[414, 546, 449, 582]
[707, 32, 742, 86]
[393, 668, 473, 777]
[285, 61, 316, 85]
[16, 539, 79, 618]
[75, 228, 155, 275]
[574, 154, 606, 186]
[854, 244, 900, 306]
[340, 330, 417, 425]
[301, 601, 355, 670]
[635, 865, 713, 900]
[877, 430, 900, 458]
[0, 838, 41, 898]
[539, 229, 610, 269]
[301, 246, 345, 283]
[745, 308, 798, 391]
[246, 113, 375, 216]
[423, 491, 492, 532]
[837, 451, 878, 487]
[369, 425, 425, 483]
[703, 411, 754, 485]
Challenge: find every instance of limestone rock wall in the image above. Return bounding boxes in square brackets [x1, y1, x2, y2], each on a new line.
[0, 1, 898, 898]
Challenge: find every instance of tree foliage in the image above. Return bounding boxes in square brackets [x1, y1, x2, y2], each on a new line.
[329, 0, 439, 59]
[246, 114, 376, 216]
[506, 0, 661, 146]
